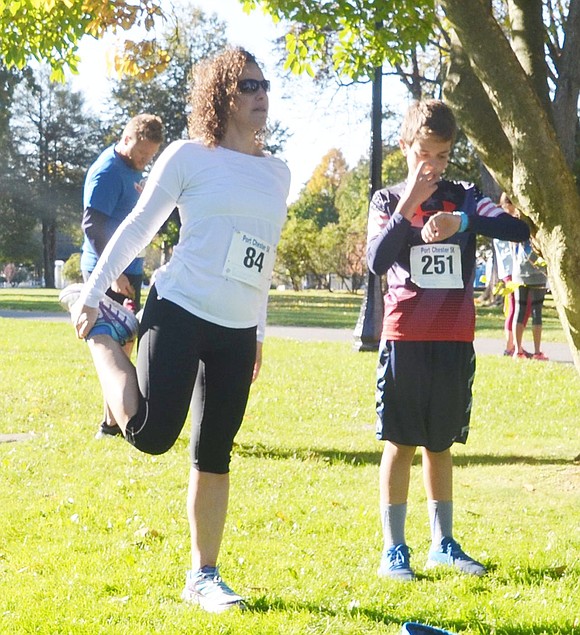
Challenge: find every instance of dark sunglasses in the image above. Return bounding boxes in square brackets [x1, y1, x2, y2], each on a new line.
[237, 79, 270, 94]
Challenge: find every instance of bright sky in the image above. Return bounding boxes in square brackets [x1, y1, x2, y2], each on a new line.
[71, 0, 408, 202]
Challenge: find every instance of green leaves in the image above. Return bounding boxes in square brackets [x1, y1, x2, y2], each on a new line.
[243, 0, 435, 81]
[1, 0, 436, 83]
[284, 30, 318, 76]
[0, 0, 163, 80]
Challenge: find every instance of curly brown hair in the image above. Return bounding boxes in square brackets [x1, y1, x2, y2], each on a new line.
[188, 47, 263, 147]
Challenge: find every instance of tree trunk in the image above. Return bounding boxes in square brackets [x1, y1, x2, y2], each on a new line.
[42, 218, 56, 288]
[507, 0, 552, 114]
[444, 32, 514, 190]
[551, 0, 580, 166]
[441, 0, 580, 373]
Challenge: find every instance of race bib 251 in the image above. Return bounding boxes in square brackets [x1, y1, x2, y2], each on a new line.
[410, 244, 463, 289]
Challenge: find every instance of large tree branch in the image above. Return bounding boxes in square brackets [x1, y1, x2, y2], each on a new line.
[443, 30, 514, 194]
[552, 0, 580, 166]
[507, 0, 552, 116]
[439, 0, 577, 229]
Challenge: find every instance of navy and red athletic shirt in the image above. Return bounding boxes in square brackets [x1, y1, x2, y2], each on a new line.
[367, 180, 530, 342]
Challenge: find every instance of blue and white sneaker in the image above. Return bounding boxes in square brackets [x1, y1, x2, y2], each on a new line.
[181, 566, 245, 613]
[58, 283, 138, 346]
[377, 543, 416, 581]
[89, 297, 138, 346]
[426, 537, 486, 576]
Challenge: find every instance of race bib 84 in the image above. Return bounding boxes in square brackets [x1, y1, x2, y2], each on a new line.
[222, 230, 275, 289]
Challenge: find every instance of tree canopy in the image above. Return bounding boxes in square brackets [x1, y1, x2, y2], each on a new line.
[0, 0, 164, 80]
[242, 0, 580, 372]
[241, 0, 434, 80]
[2, 0, 579, 369]
[107, 5, 228, 143]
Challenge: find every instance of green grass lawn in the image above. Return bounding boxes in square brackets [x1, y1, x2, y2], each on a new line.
[0, 287, 66, 312]
[266, 289, 365, 329]
[0, 318, 578, 634]
[0, 287, 568, 341]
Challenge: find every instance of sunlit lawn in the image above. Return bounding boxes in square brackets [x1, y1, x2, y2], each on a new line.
[0, 319, 578, 634]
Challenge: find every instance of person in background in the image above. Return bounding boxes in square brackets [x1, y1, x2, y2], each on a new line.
[60, 47, 290, 613]
[493, 192, 531, 356]
[506, 194, 549, 361]
[81, 113, 164, 438]
[366, 99, 530, 581]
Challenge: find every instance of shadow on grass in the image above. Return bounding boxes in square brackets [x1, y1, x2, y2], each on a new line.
[243, 595, 575, 634]
[245, 594, 400, 627]
[235, 443, 382, 466]
[452, 454, 573, 467]
[235, 443, 573, 468]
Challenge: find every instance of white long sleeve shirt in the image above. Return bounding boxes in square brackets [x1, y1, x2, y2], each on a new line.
[79, 140, 291, 340]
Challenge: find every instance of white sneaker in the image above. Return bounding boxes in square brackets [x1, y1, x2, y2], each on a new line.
[181, 566, 245, 613]
[58, 283, 84, 312]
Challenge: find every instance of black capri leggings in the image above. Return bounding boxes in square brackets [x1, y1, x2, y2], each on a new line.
[514, 285, 546, 326]
[125, 288, 256, 473]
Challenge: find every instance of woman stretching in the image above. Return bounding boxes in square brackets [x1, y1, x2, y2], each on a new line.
[60, 47, 290, 613]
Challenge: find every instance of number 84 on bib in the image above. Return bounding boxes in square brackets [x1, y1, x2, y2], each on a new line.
[223, 230, 275, 289]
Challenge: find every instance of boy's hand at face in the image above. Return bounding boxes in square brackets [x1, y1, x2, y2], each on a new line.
[410, 160, 439, 198]
[421, 212, 462, 243]
[397, 161, 440, 220]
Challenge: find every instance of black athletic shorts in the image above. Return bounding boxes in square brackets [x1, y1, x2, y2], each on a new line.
[375, 340, 476, 452]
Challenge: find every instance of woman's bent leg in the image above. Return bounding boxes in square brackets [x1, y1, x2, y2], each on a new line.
[125, 296, 202, 455]
[87, 336, 139, 432]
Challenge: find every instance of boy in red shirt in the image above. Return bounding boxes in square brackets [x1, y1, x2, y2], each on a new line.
[367, 100, 529, 580]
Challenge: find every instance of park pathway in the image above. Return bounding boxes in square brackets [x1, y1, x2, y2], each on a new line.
[267, 325, 574, 363]
[0, 309, 573, 364]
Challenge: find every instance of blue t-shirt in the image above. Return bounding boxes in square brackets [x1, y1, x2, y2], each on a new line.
[80, 145, 144, 275]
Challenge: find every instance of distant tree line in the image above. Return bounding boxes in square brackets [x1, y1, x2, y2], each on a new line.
[0, 4, 288, 287]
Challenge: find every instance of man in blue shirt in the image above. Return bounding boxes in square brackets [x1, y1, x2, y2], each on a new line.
[81, 113, 163, 438]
